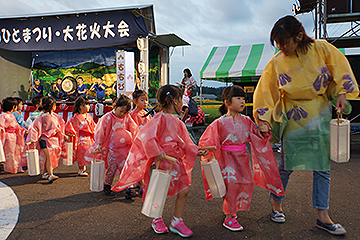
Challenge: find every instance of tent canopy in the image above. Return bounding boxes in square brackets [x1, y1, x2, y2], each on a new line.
[200, 43, 276, 82]
[200, 43, 360, 83]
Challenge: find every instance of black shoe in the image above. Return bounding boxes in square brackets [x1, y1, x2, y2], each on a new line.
[316, 219, 346, 235]
[125, 187, 139, 199]
[103, 184, 115, 196]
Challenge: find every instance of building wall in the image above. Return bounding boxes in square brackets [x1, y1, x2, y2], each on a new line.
[0, 49, 31, 101]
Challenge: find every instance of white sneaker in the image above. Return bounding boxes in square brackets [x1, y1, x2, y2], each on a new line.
[78, 170, 89, 176]
[42, 173, 49, 179]
[48, 174, 59, 183]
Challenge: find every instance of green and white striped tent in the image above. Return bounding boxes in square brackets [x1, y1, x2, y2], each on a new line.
[200, 43, 276, 82]
[200, 43, 360, 82]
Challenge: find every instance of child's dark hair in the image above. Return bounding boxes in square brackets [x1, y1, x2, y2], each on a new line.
[132, 90, 148, 101]
[219, 85, 245, 115]
[31, 95, 43, 110]
[113, 95, 132, 113]
[42, 96, 56, 113]
[1, 97, 17, 112]
[73, 97, 90, 114]
[13, 97, 24, 105]
[144, 85, 183, 117]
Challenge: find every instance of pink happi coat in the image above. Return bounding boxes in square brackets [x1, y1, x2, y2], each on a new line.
[129, 109, 152, 129]
[25, 112, 67, 170]
[65, 113, 96, 166]
[0, 112, 26, 173]
[84, 111, 139, 169]
[199, 114, 284, 214]
[112, 112, 198, 200]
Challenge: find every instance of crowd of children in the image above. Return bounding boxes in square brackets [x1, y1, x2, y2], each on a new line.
[0, 85, 286, 237]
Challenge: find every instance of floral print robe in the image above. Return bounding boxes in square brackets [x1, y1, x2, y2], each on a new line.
[25, 112, 67, 170]
[112, 112, 198, 200]
[254, 40, 359, 171]
[65, 113, 96, 166]
[199, 114, 284, 214]
[0, 112, 26, 173]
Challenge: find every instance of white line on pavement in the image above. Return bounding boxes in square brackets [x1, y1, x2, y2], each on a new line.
[0, 181, 19, 240]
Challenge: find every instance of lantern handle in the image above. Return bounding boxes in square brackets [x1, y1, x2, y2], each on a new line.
[336, 109, 343, 126]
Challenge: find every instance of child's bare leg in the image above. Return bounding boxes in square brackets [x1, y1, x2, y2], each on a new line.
[174, 188, 189, 219]
[78, 165, 85, 171]
[139, 179, 144, 188]
[42, 148, 53, 175]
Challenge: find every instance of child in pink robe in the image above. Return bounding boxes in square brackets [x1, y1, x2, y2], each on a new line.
[85, 95, 139, 196]
[112, 85, 208, 237]
[26, 97, 67, 183]
[125, 90, 152, 198]
[0, 97, 26, 173]
[199, 85, 285, 231]
[65, 97, 96, 176]
[130, 90, 152, 129]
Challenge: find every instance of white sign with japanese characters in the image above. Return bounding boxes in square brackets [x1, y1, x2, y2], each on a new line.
[116, 51, 134, 97]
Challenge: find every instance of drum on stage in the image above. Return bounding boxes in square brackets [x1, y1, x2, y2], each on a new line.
[61, 76, 77, 94]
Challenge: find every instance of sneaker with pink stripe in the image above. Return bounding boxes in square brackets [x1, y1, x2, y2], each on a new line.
[170, 220, 193, 237]
[152, 218, 168, 234]
[223, 216, 243, 231]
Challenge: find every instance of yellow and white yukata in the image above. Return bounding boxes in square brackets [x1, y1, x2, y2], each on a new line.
[254, 39, 359, 171]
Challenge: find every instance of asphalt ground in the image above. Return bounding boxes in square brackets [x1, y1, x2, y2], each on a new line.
[1, 135, 360, 240]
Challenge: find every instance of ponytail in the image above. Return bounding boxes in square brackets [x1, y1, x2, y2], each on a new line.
[143, 103, 160, 118]
[219, 103, 227, 115]
[142, 91, 181, 118]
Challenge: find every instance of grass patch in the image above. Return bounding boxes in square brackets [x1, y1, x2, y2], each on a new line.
[202, 107, 221, 124]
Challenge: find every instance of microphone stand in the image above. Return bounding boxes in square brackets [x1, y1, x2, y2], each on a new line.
[28, 55, 37, 100]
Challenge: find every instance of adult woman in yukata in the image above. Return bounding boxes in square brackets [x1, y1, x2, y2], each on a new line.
[253, 15, 359, 235]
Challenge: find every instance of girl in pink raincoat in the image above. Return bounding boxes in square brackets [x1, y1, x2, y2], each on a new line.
[198, 85, 285, 232]
[84, 95, 139, 196]
[0, 97, 27, 173]
[112, 85, 208, 237]
[65, 97, 96, 176]
[130, 90, 152, 130]
[125, 90, 152, 198]
[26, 97, 67, 183]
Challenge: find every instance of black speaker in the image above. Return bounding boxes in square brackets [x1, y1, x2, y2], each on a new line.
[353, 0, 360, 13]
[295, 0, 317, 14]
[327, 0, 350, 14]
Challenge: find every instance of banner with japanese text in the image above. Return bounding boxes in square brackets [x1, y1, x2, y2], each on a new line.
[0, 11, 148, 51]
[115, 51, 135, 97]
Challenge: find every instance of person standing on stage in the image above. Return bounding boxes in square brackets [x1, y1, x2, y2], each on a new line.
[90, 78, 106, 101]
[53, 78, 65, 100]
[76, 77, 87, 98]
[177, 68, 197, 97]
[253, 15, 359, 235]
[30, 79, 44, 96]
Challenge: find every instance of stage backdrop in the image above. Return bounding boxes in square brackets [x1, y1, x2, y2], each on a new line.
[32, 46, 160, 99]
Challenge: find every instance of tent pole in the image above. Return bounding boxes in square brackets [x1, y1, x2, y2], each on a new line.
[200, 79, 203, 106]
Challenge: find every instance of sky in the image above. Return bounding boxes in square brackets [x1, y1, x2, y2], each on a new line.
[0, 0, 349, 87]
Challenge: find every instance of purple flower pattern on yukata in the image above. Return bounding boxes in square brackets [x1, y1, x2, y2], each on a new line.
[277, 74, 291, 87]
[287, 105, 308, 121]
[313, 67, 331, 91]
[342, 74, 355, 93]
[257, 108, 269, 116]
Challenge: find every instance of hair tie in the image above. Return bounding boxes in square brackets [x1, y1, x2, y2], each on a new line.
[166, 91, 171, 95]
